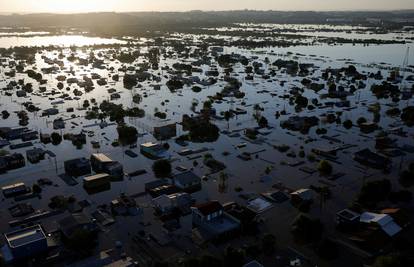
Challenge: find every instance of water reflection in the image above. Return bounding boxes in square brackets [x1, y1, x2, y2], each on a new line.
[0, 35, 126, 48]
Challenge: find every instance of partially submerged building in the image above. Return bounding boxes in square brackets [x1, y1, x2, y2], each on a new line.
[64, 157, 91, 177]
[0, 153, 25, 172]
[90, 153, 123, 178]
[83, 173, 111, 189]
[26, 148, 46, 163]
[58, 213, 97, 240]
[140, 142, 168, 159]
[360, 212, 402, 237]
[353, 148, 391, 169]
[153, 123, 177, 140]
[0, 127, 28, 140]
[172, 171, 202, 193]
[153, 192, 193, 215]
[111, 194, 141, 216]
[2, 182, 29, 198]
[191, 201, 240, 243]
[1, 225, 49, 263]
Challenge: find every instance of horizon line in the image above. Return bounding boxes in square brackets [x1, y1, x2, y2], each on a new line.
[1, 9, 414, 15]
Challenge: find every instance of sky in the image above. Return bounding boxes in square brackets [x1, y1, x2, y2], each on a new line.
[0, 0, 413, 13]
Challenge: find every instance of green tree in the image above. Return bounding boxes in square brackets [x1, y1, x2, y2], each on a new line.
[32, 183, 42, 194]
[51, 132, 62, 145]
[258, 116, 268, 128]
[372, 254, 403, 267]
[317, 160, 333, 175]
[117, 124, 138, 145]
[317, 239, 338, 260]
[152, 159, 172, 178]
[291, 214, 324, 243]
[223, 246, 245, 267]
[66, 228, 97, 255]
[343, 119, 353, 129]
[262, 233, 276, 255]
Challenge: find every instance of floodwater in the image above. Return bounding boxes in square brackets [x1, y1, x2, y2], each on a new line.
[263, 43, 414, 66]
[0, 35, 126, 48]
[212, 23, 414, 42]
[0, 24, 413, 264]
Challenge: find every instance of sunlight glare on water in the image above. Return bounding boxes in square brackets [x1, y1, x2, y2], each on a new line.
[0, 35, 126, 48]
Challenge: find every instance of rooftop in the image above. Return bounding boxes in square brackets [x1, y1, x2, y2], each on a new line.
[337, 209, 360, 220]
[173, 171, 201, 185]
[360, 212, 402, 237]
[91, 153, 113, 163]
[5, 225, 46, 248]
[84, 173, 110, 182]
[193, 201, 223, 216]
[140, 142, 162, 149]
[2, 182, 26, 191]
[243, 260, 264, 267]
[247, 197, 273, 213]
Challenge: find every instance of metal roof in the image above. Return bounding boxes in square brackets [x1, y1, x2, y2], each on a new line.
[5, 225, 46, 248]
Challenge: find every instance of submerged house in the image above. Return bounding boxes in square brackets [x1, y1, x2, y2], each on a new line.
[243, 261, 265, 267]
[1, 225, 49, 263]
[153, 192, 193, 215]
[21, 131, 38, 142]
[53, 118, 65, 130]
[64, 132, 87, 146]
[182, 114, 209, 130]
[360, 212, 402, 237]
[280, 116, 319, 133]
[83, 173, 111, 189]
[58, 213, 97, 240]
[290, 188, 314, 204]
[140, 142, 168, 159]
[336, 208, 408, 252]
[90, 153, 123, 178]
[336, 208, 361, 227]
[41, 108, 59, 117]
[111, 194, 141, 216]
[353, 148, 391, 169]
[224, 202, 259, 233]
[191, 201, 240, 243]
[0, 153, 25, 172]
[64, 157, 91, 177]
[153, 123, 177, 140]
[0, 127, 28, 140]
[26, 148, 46, 163]
[2, 182, 29, 198]
[40, 133, 51, 144]
[172, 171, 202, 193]
[0, 139, 10, 148]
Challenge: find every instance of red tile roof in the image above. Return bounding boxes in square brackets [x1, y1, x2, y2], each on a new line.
[194, 201, 223, 216]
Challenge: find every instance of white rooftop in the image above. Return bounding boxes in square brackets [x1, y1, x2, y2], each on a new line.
[291, 188, 313, 200]
[247, 197, 273, 213]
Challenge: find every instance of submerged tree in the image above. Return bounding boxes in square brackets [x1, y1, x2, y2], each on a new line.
[152, 159, 172, 178]
[117, 124, 138, 146]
